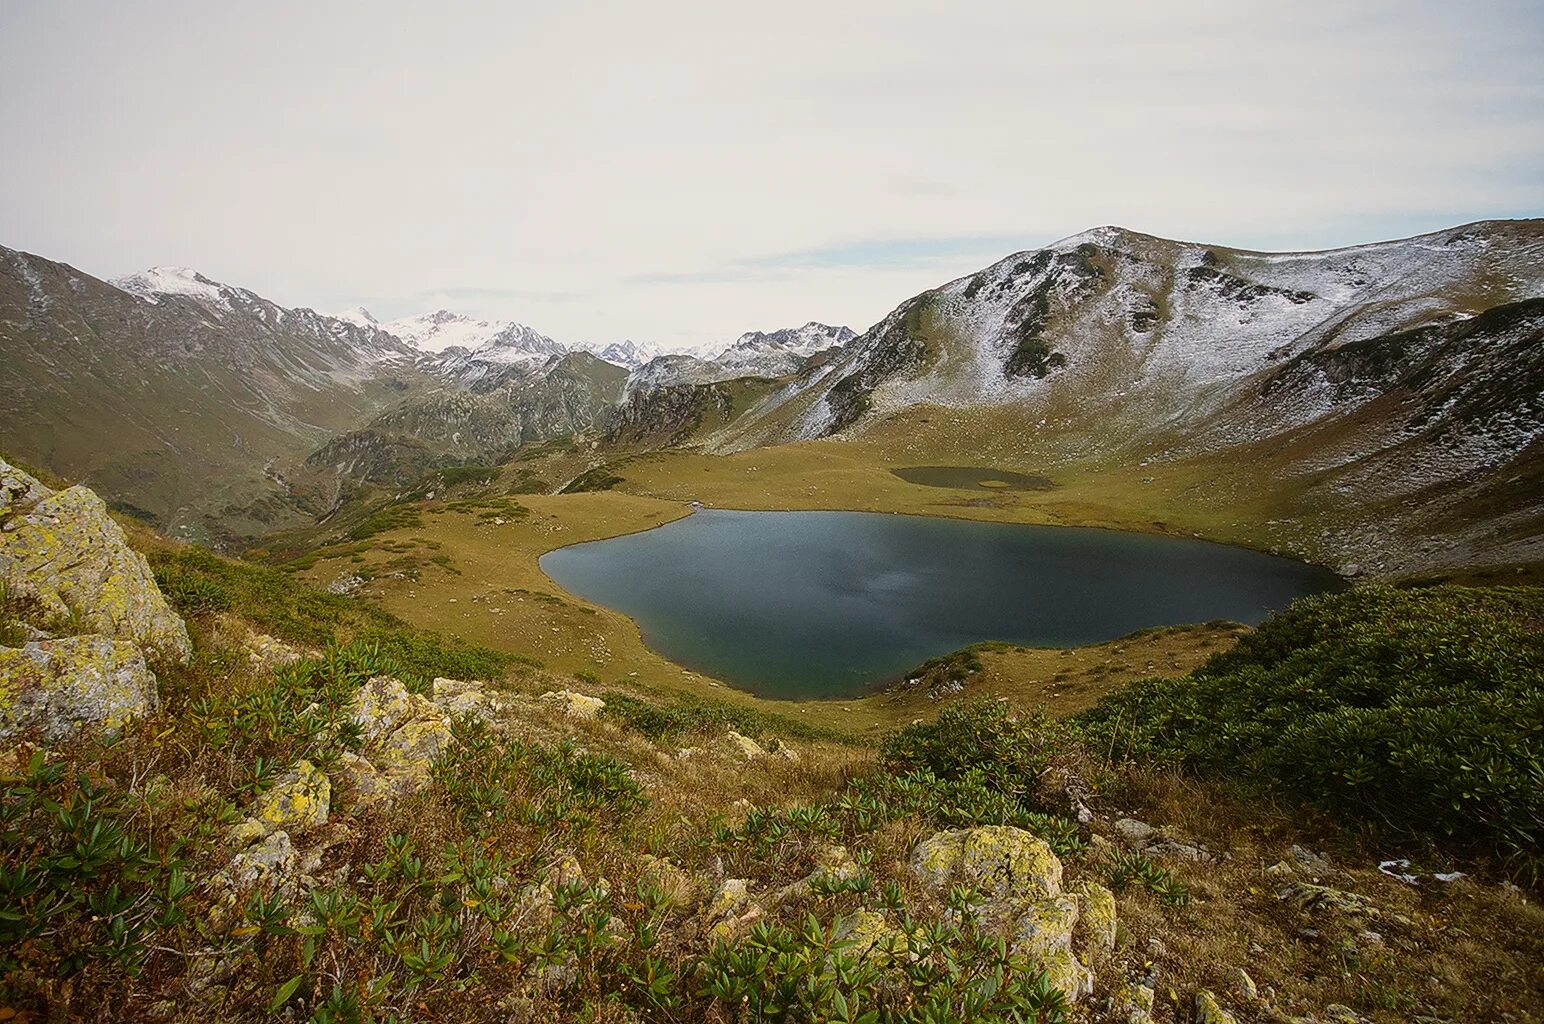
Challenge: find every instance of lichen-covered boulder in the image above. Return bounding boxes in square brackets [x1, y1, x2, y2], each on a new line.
[540, 689, 605, 719]
[911, 826, 1097, 1002]
[1196, 989, 1239, 1024]
[722, 729, 766, 759]
[252, 759, 330, 831]
[347, 675, 453, 797]
[1073, 881, 1118, 960]
[0, 635, 158, 741]
[432, 676, 492, 718]
[0, 460, 190, 665]
[0, 459, 51, 517]
[911, 825, 1063, 903]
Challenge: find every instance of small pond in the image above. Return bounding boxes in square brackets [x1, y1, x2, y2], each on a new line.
[539, 509, 1340, 699]
[891, 465, 1056, 491]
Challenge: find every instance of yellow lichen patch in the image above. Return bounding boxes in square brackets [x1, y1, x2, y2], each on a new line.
[834, 908, 907, 964]
[911, 825, 1063, 902]
[252, 759, 330, 831]
[1072, 880, 1118, 961]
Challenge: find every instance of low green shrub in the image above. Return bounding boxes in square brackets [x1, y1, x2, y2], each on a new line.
[1077, 585, 1544, 875]
[883, 699, 1058, 804]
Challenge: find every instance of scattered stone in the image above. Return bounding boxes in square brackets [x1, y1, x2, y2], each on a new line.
[1143, 837, 1219, 863]
[1114, 818, 1156, 843]
[1233, 967, 1259, 1001]
[722, 729, 766, 759]
[1291, 844, 1332, 873]
[540, 689, 605, 719]
[0, 635, 158, 741]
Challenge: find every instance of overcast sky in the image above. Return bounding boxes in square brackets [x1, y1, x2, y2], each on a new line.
[2, 1, 1540, 350]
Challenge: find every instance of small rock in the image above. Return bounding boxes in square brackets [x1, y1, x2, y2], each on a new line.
[1196, 989, 1239, 1024]
[722, 729, 766, 759]
[1233, 967, 1258, 1001]
[1290, 844, 1332, 873]
[1114, 818, 1156, 843]
[540, 689, 605, 719]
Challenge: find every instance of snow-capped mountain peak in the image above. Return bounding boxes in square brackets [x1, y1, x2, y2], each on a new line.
[112, 266, 235, 307]
[711, 321, 857, 375]
[575, 338, 662, 369]
[336, 305, 379, 327]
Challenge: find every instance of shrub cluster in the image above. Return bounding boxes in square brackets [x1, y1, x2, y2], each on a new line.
[1076, 585, 1544, 875]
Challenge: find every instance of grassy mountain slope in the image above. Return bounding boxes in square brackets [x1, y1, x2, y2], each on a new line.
[0, 248, 440, 544]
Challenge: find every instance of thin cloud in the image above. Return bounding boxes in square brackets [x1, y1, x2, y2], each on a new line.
[0, 0, 1538, 350]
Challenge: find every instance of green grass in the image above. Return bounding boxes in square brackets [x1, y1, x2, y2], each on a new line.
[599, 690, 843, 744]
[1076, 584, 1544, 877]
[149, 544, 515, 686]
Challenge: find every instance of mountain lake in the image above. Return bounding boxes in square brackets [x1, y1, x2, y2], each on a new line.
[539, 509, 1342, 699]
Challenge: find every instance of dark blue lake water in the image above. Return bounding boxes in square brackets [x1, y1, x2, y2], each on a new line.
[539, 509, 1340, 698]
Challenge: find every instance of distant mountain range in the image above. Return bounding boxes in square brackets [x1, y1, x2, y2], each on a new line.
[3, 219, 1541, 572]
[0, 251, 853, 542]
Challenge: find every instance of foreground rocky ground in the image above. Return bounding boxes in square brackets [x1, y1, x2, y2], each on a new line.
[2, 457, 1541, 1023]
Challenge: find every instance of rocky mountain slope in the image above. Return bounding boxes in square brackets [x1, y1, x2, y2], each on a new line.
[0, 244, 845, 542]
[623, 321, 856, 393]
[0, 251, 439, 545]
[706, 220, 1544, 576]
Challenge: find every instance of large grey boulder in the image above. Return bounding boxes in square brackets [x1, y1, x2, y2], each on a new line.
[0, 635, 158, 741]
[0, 458, 190, 665]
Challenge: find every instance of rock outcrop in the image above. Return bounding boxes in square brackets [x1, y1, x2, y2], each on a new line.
[0, 636, 158, 741]
[0, 459, 190, 665]
[911, 825, 1113, 1003]
[0, 457, 189, 741]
